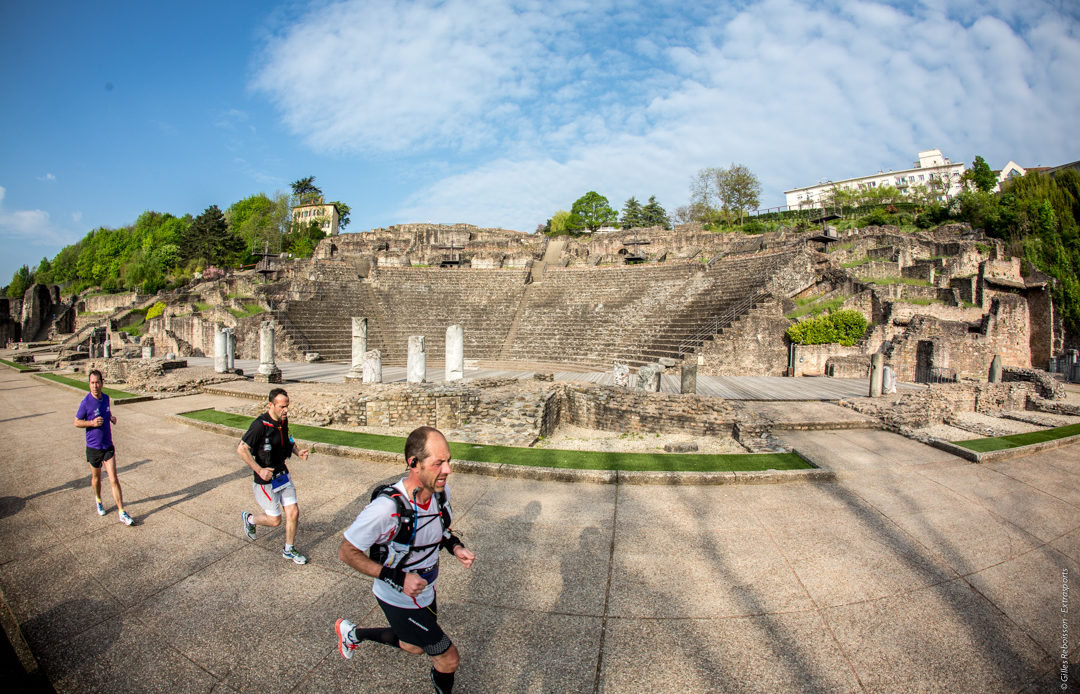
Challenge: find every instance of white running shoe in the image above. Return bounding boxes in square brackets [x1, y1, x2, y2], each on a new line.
[335, 618, 359, 659]
[241, 511, 256, 541]
[118, 511, 134, 526]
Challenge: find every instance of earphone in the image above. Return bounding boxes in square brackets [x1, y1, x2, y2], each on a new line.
[409, 457, 417, 468]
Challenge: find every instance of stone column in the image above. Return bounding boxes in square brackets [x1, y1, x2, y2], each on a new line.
[407, 335, 426, 384]
[869, 352, 883, 397]
[102, 340, 111, 358]
[612, 360, 630, 388]
[636, 364, 661, 392]
[363, 349, 382, 384]
[445, 324, 464, 382]
[141, 336, 154, 360]
[349, 317, 368, 380]
[988, 354, 1002, 383]
[256, 321, 282, 383]
[680, 362, 697, 394]
[225, 328, 235, 371]
[214, 325, 227, 373]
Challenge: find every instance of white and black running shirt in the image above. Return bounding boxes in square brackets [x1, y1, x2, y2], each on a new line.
[343, 479, 448, 609]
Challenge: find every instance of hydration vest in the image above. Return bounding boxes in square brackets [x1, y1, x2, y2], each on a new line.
[367, 483, 453, 571]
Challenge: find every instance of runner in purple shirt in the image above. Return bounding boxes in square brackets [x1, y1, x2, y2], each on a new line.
[74, 370, 133, 525]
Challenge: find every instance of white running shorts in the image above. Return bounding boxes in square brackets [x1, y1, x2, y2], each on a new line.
[252, 481, 297, 516]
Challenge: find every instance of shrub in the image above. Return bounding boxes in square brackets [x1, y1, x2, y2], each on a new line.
[145, 301, 166, 321]
[858, 209, 891, 228]
[786, 309, 868, 346]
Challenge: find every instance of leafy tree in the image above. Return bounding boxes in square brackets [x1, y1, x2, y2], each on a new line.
[963, 155, 997, 193]
[186, 205, 242, 266]
[330, 200, 351, 230]
[227, 193, 287, 256]
[786, 310, 868, 346]
[549, 210, 572, 235]
[290, 176, 322, 205]
[689, 168, 721, 222]
[620, 197, 643, 229]
[569, 191, 617, 232]
[641, 195, 671, 229]
[6, 265, 33, 298]
[716, 164, 762, 224]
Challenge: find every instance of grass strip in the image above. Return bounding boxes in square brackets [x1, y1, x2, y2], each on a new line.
[181, 408, 812, 473]
[0, 358, 35, 372]
[952, 422, 1080, 452]
[37, 373, 138, 399]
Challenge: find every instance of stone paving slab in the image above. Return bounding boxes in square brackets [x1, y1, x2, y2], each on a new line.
[2, 369, 1079, 693]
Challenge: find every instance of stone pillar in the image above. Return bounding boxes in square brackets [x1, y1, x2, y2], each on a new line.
[225, 328, 235, 371]
[869, 352, 883, 397]
[680, 362, 697, 394]
[612, 360, 630, 388]
[256, 321, 282, 383]
[214, 326, 227, 373]
[445, 324, 464, 382]
[988, 354, 1002, 383]
[407, 335, 426, 384]
[636, 364, 661, 392]
[141, 336, 154, 360]
[102, 340, 111, 358]
[349, 317, 367, 380]
[363, 349, 382, 384]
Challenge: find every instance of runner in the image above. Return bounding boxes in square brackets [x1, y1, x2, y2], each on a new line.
[237, 387, 310, 564]
[73, 369, 133, 525]
[335, 426, 475, 694]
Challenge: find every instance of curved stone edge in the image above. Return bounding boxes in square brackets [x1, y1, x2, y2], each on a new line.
[931, 433, 1080, 464]
[171, 413, 832, 486]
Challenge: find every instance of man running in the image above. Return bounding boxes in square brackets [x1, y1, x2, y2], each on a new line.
[335, 426, 475, 694]
[238, 387, 310, 564]
[74, 369, 133, 525]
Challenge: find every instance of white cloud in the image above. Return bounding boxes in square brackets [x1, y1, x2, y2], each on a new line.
[38, 173, 56, 182]
[0, 186, 78, 247]
[255, 0, 1080, 231]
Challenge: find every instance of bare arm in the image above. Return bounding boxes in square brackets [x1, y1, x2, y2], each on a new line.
[74, 416, 104, 428]
[237, 441, 274, 482]
[338, 538, 429, 597]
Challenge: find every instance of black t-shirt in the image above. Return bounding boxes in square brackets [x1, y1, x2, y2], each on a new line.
[241, 413, 292, 484]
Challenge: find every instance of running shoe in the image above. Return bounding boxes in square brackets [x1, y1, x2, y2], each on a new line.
[118, 511, 134, 526]
[96, 501, 106, 516]
[241, 511, 256, 541]
[335, 618, 359, 659]
[282, 548, 307, 564]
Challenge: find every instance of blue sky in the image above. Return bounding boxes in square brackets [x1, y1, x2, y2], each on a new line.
[2, 0, 1078, 286]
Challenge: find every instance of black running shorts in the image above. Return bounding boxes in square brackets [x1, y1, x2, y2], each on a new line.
[86, 446, 116, 468]
[376, 596, 452, 656]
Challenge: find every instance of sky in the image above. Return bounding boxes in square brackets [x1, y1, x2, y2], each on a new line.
[2, 0, 1078, 286]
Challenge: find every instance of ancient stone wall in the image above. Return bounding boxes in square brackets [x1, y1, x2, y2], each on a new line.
[81, 292, 147, 313]
[556, 384, 737, 436]
[696, 295, 791, 376]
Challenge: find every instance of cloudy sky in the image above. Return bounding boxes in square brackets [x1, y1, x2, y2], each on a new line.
[1, 0, 1078, 286]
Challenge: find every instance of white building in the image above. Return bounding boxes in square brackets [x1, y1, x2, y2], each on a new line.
[291, 199, 340, 236]
[784, 149, 966, 209]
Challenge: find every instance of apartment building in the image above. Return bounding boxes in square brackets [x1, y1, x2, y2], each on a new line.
[784, 149, 967, 209]
[291, 200, 340, 236]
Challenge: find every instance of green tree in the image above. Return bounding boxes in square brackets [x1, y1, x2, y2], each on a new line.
[186, 205, 242, 266]
[963, 155, 997, 193]
[330, 200, 351, 230]
[620, 197, 643, 229]
[569, 191, 617, 232]
[641, 195, 671, 229]
[6, 265, 33, 298]
[549, 210, 572, 235]
[716, 164, 762, 224]
[689, 168, 721, 222]
[290, 176, 322, 205]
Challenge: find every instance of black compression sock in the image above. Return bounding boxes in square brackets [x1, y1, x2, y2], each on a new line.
[430, 667, 454, 694]
[354, 627, 400, 649]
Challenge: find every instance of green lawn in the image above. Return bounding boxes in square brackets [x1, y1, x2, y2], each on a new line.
[182, 408, 812, 472]
[0, 358, 35, 372]
[38, 373, 138, 399]
[952, 422, 1080, 452]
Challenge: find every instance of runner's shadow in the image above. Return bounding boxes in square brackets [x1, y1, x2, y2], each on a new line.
[6, 460, 155, 514]
[0, 411, 54, 424]
[133, 468, 249, 521]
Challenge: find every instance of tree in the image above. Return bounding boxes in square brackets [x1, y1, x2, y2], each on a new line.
[186, 205, 242, 266]
[549, 210, 572, 235]
[689, 168, 721, 222]
[716, 164, 762, 224]
[330, 201, 351, 230]
[569, 191, 617, 232]
[641, 195, 671, 229]
[6, 265, 32, 298]
[290, 176, 322, 205]
[620, 197, 643, 229]
[963, 155, 997, 193]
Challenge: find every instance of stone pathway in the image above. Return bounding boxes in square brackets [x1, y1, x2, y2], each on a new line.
[1, 369, 1078, 693]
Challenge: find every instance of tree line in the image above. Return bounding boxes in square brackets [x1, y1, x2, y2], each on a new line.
[5, 177, 349, 298]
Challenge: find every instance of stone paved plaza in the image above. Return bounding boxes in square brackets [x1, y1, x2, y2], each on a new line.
[1, 367, 1078, 692]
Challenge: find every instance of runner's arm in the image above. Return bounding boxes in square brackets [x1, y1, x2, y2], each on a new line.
[236, 441, 274, 481]
[339, 538, 429, 597]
